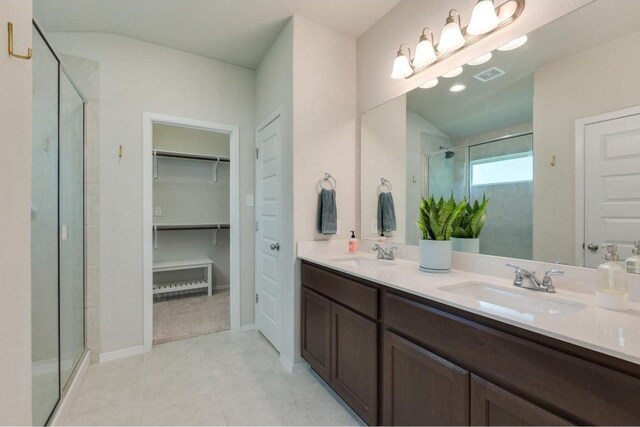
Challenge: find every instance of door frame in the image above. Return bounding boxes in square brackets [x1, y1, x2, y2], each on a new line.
[254, 107, 284, 352]
[142, 112, 240, 352]
[574, 105, 640, 266]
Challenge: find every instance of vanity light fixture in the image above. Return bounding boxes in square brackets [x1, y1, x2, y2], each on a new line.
[420, 79, 439, 89]
[467, 0, 501, 35]
[437, 9, 466, 54]
[450, 84, 466, 92]
[467, 52, 493, 65]
[390, 44, 413, 79]
[498, 35, 528, 51]
[442, 66, 464, 78]
[413, 28, 438, 68]
[390, 0, 525, 80]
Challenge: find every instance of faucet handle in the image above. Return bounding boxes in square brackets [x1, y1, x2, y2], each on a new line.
[544, 269, 564, 277]
[372, 244, 381, 251]
[506, 263, 521, 271]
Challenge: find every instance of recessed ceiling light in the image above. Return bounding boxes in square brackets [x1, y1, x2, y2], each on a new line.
[442, 66, 463, 78]
[498, 35, 528, 51]
[450, 84, 466, 93]
[420, 79, 439, 89]
[467, 52, 493, 66]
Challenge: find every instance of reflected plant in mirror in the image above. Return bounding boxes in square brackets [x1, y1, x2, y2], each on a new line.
[361, 0, 640, 271]
[451, 196, 489, 254]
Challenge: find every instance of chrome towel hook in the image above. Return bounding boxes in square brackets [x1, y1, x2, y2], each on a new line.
[378, 177, 393, 193]
[318, 172, 337, 192]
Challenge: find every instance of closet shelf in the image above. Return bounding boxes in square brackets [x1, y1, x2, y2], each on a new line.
[153, 279, 209, 295]
[153, 149, 230, 163]
[153, 223, 230, 231]
[153, 258, 213, 296]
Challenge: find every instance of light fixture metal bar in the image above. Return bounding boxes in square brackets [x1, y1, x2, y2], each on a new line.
[408, 0, 526, 79]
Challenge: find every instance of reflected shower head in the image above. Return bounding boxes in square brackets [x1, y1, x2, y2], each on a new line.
[445, 150, 455, 159]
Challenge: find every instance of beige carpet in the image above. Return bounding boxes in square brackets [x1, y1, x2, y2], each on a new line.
[153, 289, 230, 345]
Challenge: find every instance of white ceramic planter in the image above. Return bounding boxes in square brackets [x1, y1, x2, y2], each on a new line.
[451, 237, 480, 254]
[419, 239, 452, 273]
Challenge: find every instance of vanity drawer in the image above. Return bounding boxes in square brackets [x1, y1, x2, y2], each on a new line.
[383, 292, 640, 425]
[301, 262, 378, 319]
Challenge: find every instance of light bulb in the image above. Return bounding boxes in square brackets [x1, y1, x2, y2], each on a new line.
[498, 0, 518, 22]
[437, 10, 466, 54]
[467, 52, 492, 66]
[442, 66, 463, 78]
[390, 46, 413, 79]
[467, 0, 500, 36]
[450, 84, 466, 93]
[498, 35, 527, 51]
[413, 28, 438, 69]
[420, 79, 439, 89]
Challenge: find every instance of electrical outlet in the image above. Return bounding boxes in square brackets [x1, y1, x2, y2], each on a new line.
[371, 219, 378, 234]
[155, 206, 162, 216]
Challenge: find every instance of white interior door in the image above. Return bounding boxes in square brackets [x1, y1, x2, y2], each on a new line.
[255, 115, 283, 351]
[584, 113, 640, 267]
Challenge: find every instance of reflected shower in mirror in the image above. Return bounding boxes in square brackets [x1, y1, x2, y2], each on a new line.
[360, 0, 640, 269]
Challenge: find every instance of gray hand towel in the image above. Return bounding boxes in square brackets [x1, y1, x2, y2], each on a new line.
[378, 192, 397, 233]
[317, 189, 338, 235]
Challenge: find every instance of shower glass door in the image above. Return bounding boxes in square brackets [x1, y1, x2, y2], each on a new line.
[31, 27, 60, 426]
[59, 71, 85, 390]
[32, 22, 86, 425]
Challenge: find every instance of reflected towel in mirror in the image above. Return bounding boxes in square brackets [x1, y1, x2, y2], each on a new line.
[378, 192, 397, 233]
[317, 188, 338, 235]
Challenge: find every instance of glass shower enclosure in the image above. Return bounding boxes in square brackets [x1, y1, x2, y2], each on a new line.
[32, 22, 86, 426]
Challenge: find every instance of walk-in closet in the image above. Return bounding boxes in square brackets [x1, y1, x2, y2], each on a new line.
[152, 124, 231, 344]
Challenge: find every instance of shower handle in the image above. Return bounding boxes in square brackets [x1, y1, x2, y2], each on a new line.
[270, 243, 280, 251]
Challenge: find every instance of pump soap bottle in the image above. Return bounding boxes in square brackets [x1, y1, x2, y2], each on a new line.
[596, 244, 629, 311]
[348, 231, 358, 253]
[626, 240, 640, 274]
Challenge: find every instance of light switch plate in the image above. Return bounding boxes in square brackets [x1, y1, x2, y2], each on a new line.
[337, 220, 341, 235]
[246, 194, 254, 207]
[155, 206, 162, 216]
[371, 219, 378, 234]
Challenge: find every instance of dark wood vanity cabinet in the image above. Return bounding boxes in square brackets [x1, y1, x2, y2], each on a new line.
[383, 330, 469, 426]
[301, 264, 378, 425]
[300, 261, 640, 426]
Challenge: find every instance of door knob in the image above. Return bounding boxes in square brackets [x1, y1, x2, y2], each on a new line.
[270, 243, 280, 251]
[587, 243, 599, 252]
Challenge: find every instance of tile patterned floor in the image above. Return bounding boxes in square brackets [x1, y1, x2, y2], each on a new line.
[64, 330, 364, 426]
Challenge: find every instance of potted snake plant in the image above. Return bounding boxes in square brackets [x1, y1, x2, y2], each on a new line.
[451, 196, 489, 254]
[416, 195, 465, 273]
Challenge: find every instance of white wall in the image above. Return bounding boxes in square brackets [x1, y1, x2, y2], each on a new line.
[47, 32, 256, 354]
[357, 0, 592, 113]
[0, 0, 32, 423]
[291, 16, 357, 365]
[533, 30, 640, 264]
[256, 16, 357, 368]
[360, 95, 406, 241]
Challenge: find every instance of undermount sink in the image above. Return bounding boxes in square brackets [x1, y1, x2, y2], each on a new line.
[440, 281, 587, 320]
[331, 256, 396, 269]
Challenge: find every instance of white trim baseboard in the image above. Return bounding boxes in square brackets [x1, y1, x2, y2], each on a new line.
[98, 345, 144, 363]
[279, 354, 309, 374]
[49, 351, 91, 426]
[240, 323, 256, 332]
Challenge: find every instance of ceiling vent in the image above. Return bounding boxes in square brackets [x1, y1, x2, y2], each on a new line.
[473, 67, 506, 82]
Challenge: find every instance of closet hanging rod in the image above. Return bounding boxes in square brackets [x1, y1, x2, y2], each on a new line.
[154, 223, 230, 231]
[153, 149, 231, 163]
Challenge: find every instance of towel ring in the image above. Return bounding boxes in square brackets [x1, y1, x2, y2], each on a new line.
[378, 177, 392, 194]
[318, 172, 337, 192]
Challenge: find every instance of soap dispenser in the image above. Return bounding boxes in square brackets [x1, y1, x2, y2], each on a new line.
[626, 240, 640, 274]
[348, 230, 358, 253]
[596, 244, 629, 311]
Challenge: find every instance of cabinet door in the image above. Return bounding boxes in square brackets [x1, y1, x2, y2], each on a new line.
[383, 330, 469, 426]
[301, 287, 332, 382]
[331, 302, 378, 425]
[470, 375, 571, 426]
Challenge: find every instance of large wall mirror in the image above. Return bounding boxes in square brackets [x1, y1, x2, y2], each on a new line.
[361, 0, 640, 268]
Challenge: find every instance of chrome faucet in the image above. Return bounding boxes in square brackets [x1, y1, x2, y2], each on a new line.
[506, 263, 563, 293]
[372, 244, 397, 260]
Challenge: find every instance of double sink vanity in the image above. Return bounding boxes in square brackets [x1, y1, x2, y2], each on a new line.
[299, 246, 640, 426]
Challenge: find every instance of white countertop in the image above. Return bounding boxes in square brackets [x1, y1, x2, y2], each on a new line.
[298, 250, 640, 366]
